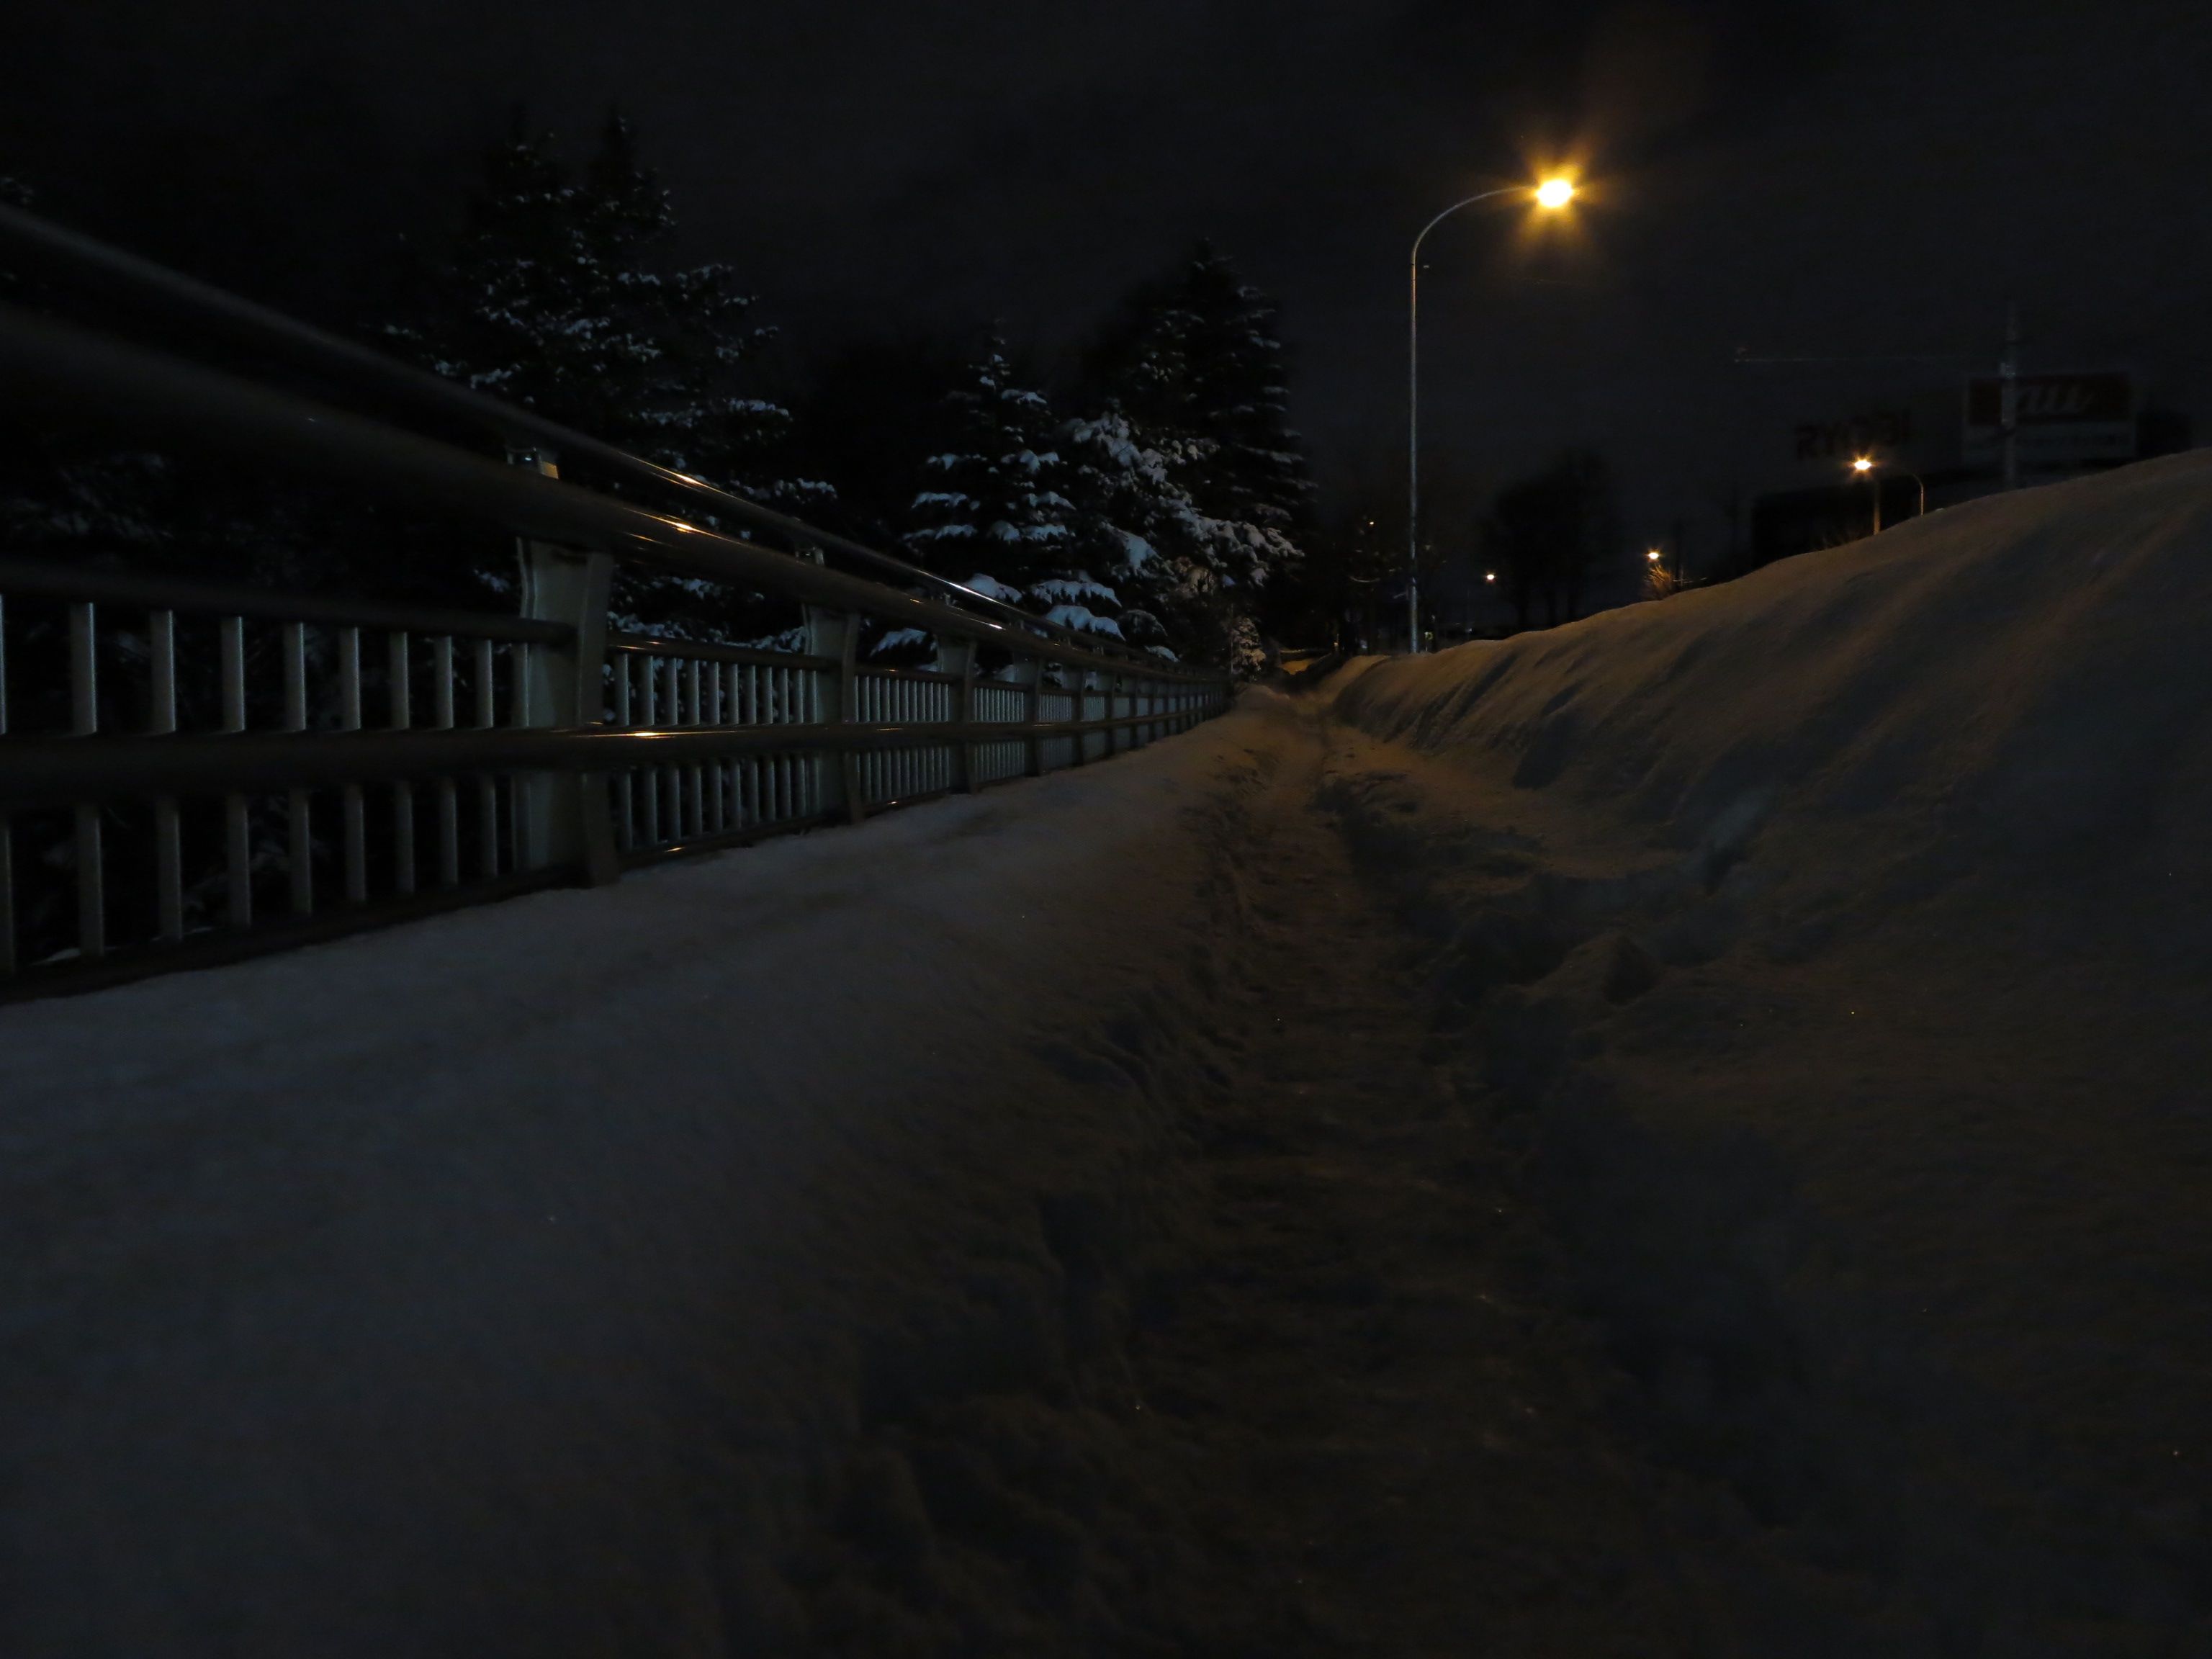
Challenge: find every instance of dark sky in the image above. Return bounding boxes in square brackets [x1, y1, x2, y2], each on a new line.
[9, 1, 2212, 558]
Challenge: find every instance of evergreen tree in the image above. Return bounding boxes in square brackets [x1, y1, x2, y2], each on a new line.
[1068, 244, 1310, 670]
[391, 112, 824, 632]
[1061, 411, 1276, 670]
[1090, 241, 1313, 544]
[891, 336, 1122, 655]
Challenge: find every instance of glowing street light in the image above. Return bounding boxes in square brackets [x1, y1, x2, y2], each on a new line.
[1407, 174, 1580, 653]
[1850, 455, 1927, 536]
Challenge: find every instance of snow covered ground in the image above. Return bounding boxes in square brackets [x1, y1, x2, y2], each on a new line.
[1320, 451, 2212, 1650]
[0, 727, 1266, 1654]
[6, 453, 2211, 1655]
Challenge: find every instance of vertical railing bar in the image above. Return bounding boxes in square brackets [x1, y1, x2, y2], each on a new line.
[68, 601, 104, 961]
[612, 653, 632, 852]
[148, 608, 177, 734]
[475, 637, 496, 727]
[670, 658, 684, 838]
[508, 641, 529, 874]
[69, 599, 96, 735]
[338, 626, 363, 729]
[1023, 656, 1043, 778]
[668, 659, 683, 840]
[475, 636, 498, 878]
[148, 606, 184, 944]
[433, 635, 455, 730]
[686, 658, 703, 838]
[220, 613, 251, 930]
[719, 665, 734, 833]
[282, 620, 313, 917]
[433, 635, 459, 886]
[703, 663, 719, 834]
[339, 626, 367, 906]
[642, 655, 660, 848]
[390, 631, 415, 896]
[389, 629, 412, 729]
[833, 619, 864, 824]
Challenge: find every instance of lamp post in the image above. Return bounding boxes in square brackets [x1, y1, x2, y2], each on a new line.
[1407, 176, 1576, 654]
[1851, 455, 1927, 536]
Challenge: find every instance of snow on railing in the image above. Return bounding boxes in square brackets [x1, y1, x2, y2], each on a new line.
[0, 209, 1231, 998]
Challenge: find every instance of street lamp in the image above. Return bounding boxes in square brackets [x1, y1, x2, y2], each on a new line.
[1850, 456, 1881, 536]
[1407, 175, 1577, 654]
[1851, 455, 1927, 536]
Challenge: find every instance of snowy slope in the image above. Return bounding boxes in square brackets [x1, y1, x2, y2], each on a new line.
[1316, 453, 2212, 1647]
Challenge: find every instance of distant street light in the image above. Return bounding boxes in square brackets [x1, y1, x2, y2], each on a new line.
[1851, 454, 1927, 536]
[1407, 176, 1577, 653]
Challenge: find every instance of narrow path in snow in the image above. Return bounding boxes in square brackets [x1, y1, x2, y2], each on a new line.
[1127, 709, 1707, 1654]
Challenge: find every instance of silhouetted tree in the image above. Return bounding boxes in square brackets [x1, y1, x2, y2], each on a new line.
[1482, 449, 1619, 631]
[387, 111, 823, 634]
[1068, 244, 1310, 669]
[898, 335, 1111, 629]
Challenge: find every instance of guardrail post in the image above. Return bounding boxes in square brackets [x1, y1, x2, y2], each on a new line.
[1017, 657, 1043, 777]
[808, 608, 867, 824]
[939, 637, 977, 793]
[512, 451, 619, 885]
[1066, 663, 1087, 768]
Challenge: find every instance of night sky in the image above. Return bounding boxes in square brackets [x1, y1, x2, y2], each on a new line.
[9, 1, 2212, 562]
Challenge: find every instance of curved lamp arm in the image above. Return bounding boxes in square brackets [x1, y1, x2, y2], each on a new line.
[1407, 186, 1521, 653]
[1411, 186, 1523, 267]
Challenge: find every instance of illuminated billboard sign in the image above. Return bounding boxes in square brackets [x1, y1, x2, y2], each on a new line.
[1963, 372, 2134, 467]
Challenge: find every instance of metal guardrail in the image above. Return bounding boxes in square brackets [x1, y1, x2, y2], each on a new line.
[0, 209, 1231, 998]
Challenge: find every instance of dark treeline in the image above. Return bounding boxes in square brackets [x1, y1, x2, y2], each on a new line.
[1298, 446, 1630, 656]
[4, 113, 1314, 673]
[5, 112, 1677, 674]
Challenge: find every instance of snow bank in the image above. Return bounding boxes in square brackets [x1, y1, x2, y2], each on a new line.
[1332, 452, 2212, 945]
[1316, 454, 2212, 1646]
[0, 724, 1261, 1655]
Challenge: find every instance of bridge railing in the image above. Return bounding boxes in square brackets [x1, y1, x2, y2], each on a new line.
[0, 206, 1230, 998]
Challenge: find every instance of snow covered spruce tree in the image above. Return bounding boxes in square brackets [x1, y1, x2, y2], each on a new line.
[1064, 243, 1311, 670]
[391, 112, 824, 634]
[889, 335, 1122, 657]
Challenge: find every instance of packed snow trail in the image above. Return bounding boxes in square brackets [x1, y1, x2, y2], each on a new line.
[1110, 711, 1717, 1653]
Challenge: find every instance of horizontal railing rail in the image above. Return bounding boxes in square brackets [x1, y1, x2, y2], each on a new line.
[0, 208, 1233, 997]
[0, 715, 1193, 808]
[0, 553, 575, 645]
[0, 307, 1202, 680]
[0, 202, 1137, 661]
